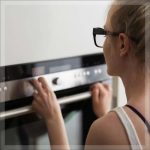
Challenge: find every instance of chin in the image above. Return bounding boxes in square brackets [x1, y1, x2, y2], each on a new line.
[107, 70, 112, 76]
[107, 68, 116, 76]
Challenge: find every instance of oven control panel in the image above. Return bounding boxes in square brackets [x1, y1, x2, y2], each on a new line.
[0, 53, 110, 102]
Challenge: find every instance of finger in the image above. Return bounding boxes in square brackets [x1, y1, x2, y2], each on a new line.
[32, 93, 43, 106]
[32, 98, 37, 108]
[31, 79, 44, 95]
[90, 84, 96, 91]
[95, 83, 109, 97]
[38, 77, 51, 92]
[96, 83, 106, 91]
[90, 82, 102, 91]
[103, 83, 112, 91]
[33, 91, 40, 100]
[38, 77, 57, 100]
[32, 100, 39, 112]
[91, 87, 100, 103]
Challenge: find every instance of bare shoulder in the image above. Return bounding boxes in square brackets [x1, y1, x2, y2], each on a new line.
[85, 111, 129, 145]
[91, 111, 118, 133]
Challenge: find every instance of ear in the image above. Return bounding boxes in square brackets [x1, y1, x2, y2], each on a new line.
[118, 33, 130, 57]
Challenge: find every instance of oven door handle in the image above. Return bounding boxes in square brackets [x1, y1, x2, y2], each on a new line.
[0, 91, 91, 120]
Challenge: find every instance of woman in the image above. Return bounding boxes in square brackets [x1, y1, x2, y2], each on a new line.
[31, 0, 150, 150]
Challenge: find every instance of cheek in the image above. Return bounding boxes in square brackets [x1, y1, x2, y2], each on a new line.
[103, 38, 115, 74]
[103, 37, 117, 60]
[103, 38, 121, 75]
[103, 38, 111, 62]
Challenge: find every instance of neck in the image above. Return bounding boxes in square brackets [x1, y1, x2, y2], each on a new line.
[122, 71, 145, 104]
[120, 68, 150, 119]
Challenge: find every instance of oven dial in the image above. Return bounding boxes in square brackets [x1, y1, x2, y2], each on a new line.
[52, 77, 62, 85]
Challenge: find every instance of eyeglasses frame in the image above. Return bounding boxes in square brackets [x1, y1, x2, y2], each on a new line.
[93, 27, 138, 48]
[93, 27, 119, 48]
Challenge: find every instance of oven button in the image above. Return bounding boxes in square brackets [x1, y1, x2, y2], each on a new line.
[52, 77, 62, 85]
[94, 70, 98, 74]
[98, 69, 102, 74]
[87, 71, 90, 76]
[4, 86, 8, 91]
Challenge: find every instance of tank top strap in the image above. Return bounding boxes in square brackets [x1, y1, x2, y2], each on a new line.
[111, 107, 143, 150]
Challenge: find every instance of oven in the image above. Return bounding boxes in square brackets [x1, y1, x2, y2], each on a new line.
[0, 53, 111, 150]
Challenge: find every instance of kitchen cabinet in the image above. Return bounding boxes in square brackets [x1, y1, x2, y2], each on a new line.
[0, 0, 112, 66]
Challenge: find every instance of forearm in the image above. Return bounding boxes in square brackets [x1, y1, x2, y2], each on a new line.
[45, 115, 70, 150]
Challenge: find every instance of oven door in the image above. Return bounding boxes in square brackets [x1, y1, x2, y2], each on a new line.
[0, 89, 97, 150]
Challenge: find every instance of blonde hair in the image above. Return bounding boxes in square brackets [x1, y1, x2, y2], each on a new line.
[110, 0, 150, 64]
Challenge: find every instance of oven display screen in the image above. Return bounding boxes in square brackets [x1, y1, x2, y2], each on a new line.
[32, 66, 45, 76]
[49, 64, 71, 73]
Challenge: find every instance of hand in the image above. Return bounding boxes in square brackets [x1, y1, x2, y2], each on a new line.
[90, 83, 112, 118]
[31, 77, 70, 148]
[31, 77, 62, 123]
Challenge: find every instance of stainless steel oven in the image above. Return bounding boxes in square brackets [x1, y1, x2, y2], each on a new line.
[0, 53, 111, 150]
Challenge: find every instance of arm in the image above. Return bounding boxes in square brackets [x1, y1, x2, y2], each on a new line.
[84, 113, 116, 150]
[85, 84, 126, 149]
[46, 116, 70, 150]
[31, 77, 70, 150]
[84, 117, 108, 150]
[84, 83, 113, 149]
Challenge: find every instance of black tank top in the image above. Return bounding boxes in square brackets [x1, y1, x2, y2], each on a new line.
[126, 104, 150, 134]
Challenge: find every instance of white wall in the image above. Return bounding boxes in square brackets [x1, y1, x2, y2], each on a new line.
[0, 0, 112, 66]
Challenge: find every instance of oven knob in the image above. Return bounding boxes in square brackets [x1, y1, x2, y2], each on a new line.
[52, 77, 62, 85]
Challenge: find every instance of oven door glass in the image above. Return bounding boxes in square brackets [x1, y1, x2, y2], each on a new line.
[0, 106, 84, 150]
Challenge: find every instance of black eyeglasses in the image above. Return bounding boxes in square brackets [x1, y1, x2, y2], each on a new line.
[93, 27, 119, 48]
[93, 27, 138, 48]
